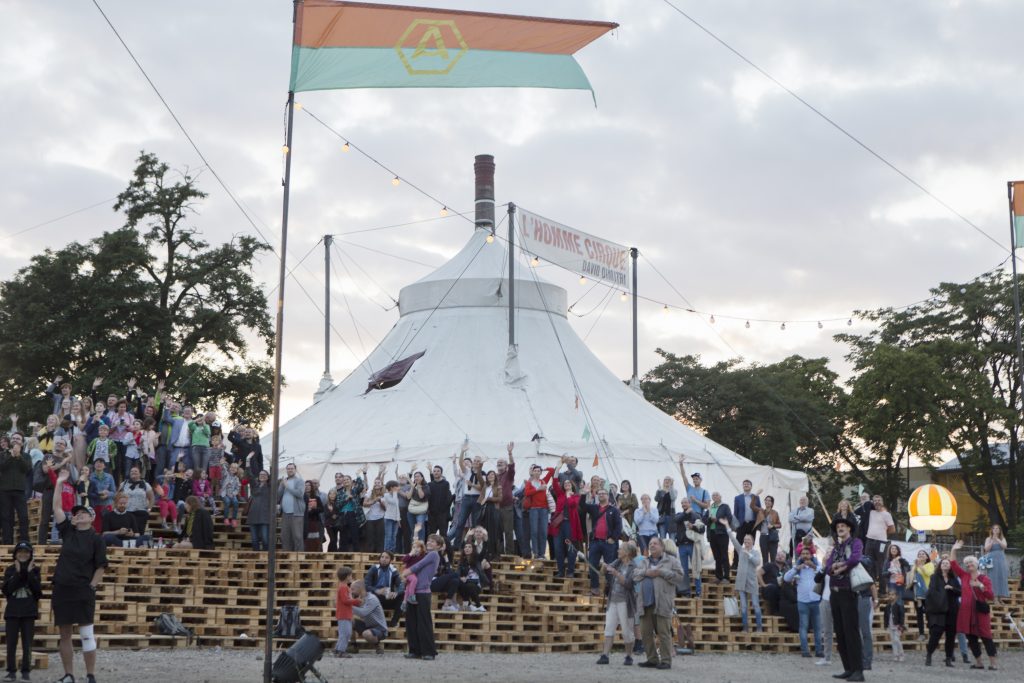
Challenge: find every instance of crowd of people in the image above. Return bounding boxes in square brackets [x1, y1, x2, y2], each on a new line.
[0, 376, 1019, 680]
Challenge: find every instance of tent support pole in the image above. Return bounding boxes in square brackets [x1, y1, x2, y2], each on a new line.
[630, 247, 639, 383]
[508, 203, 516, 347]
[323, 234, 333, 378]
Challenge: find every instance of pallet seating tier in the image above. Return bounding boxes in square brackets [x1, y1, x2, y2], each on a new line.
[9, 501, 1022, 655]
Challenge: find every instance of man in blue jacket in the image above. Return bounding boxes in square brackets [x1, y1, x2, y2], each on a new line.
[582, 488, 622, 596]
[732, 480, 761, 570]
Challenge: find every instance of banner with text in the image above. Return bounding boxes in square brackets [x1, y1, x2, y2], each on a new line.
[517, 208, 629, 287]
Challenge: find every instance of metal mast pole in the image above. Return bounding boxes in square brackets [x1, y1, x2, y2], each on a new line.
[508, 203, 516, 347]
[1008, 182, 1024, 444]
[323, 234, 333, 377]
[630, 247, 639, 384]
[264, 2, 301, 679]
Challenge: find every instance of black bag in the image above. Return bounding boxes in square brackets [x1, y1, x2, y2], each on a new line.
[976, 600, 990, 614]
[154, 612, 194, 645]
[31, 462, 50, 493]
[274, 604, 305, 637]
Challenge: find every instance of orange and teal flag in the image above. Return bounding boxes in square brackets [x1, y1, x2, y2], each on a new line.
[1013, 181, 1024, 248]
[290, 0, 617, 93]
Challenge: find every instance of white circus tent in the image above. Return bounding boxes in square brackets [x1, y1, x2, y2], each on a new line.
[267, 212, 809, 540]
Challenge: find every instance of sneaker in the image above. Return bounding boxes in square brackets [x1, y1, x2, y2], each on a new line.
[632, 641, 645, 655]
[3, 673, 15, 682]
[816, 659, 831, 666]
[375, 645, 384, 655]
[161, 521, 169, 530]
[623, 656, 633, 666]
[596, 655, 610, 665]
[442, 604, 458, 612]
[656, 662, 671, 670]
[86, 676, 97, 683]
[19, 674, 28, 682]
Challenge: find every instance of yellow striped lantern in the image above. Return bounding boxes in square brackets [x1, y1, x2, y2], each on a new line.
[908, 484, 957, 531]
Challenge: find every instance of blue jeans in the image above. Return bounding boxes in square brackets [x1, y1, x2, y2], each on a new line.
[407, 512, 426, 542]
[447, 495, 479, 545]
[384, 519, 399, 553]
[858, 593, 874, 669]
[678, 544, 701, 596]
[638, 534, 656, 554]
[172, 446, 192, 470]
[527, 507, 548, 559]
[739, 590, 762, 630]
[798, 600, 823, 656]
[250, 523, 269, 551]
[656, 514, 673, 539]
[223, 495, 239, 519]
[588, 539, 618, 589]
[554, 520, 576, 576]
[191, 446, 210, 473]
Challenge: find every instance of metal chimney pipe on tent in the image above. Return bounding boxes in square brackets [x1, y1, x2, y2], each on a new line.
[474, 154, 495, 232]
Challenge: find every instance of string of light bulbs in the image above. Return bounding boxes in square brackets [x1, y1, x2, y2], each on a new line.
[290, 102, 1014, 334]
[294, 104, 477, 225]
[478, 228, 1013, 331]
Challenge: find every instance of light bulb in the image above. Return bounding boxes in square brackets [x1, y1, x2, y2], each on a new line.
[531, 256, 539, 267]
[579, 276, 587, 285]
[817, 321, 823, 329]
[281, 145, 289, 154]
[780, 322, 786, 331]
[745, 321, 750, 329]
[620, 292, 628, 302]
[293, 102, 303, 111]
[486, 233, 495, 244]
[847, 318, 853, 326]
[342, 141, 350, 152]
[440, 206, 449, 217]
[391, 176, 400, 186]
[709, 315, 715, 324]
[662, 304, 669, 314]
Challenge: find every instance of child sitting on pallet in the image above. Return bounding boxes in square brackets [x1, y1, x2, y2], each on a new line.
[402, 537, 426, 605]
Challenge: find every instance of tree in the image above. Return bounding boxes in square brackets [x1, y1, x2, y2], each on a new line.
[641, 351, 850, 503]
[0, 152, 276, 423]
[838, 271, 1023, 530]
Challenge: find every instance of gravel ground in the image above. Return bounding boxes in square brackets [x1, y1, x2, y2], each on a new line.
[47, 647, 1023, 683]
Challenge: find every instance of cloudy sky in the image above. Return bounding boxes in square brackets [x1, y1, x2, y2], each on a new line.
[2, 0, 1021, 424]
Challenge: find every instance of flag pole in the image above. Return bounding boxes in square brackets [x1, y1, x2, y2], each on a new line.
[508, 203, 516, 347]
[264, 3, 300, 679]
[1008, 182, 1024, 427]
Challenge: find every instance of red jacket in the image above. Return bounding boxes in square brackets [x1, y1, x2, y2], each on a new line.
[549, 484, 583, 541]
[523, 468, 554, 510]
[951, 560, 993, 638]
[335, 583, 361, 621]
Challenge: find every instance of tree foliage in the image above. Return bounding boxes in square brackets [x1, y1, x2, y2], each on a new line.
[838, 271, 1023, 530]
[641, 351, 850, 503]
[641, 270, 1024, 532]
[0, 152, 276, 423]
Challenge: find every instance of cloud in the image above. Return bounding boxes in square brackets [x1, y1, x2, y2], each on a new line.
[2, 0, 1022, 426]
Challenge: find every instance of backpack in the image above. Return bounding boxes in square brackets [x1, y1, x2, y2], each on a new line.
[154, 612, 194, 645]
[274, 604, 305, 637]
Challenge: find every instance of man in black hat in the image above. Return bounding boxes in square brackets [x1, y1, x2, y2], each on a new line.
[824, 516, 865, 682]
[51, 469, 107, 683]
[3, 540, 42, 681]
